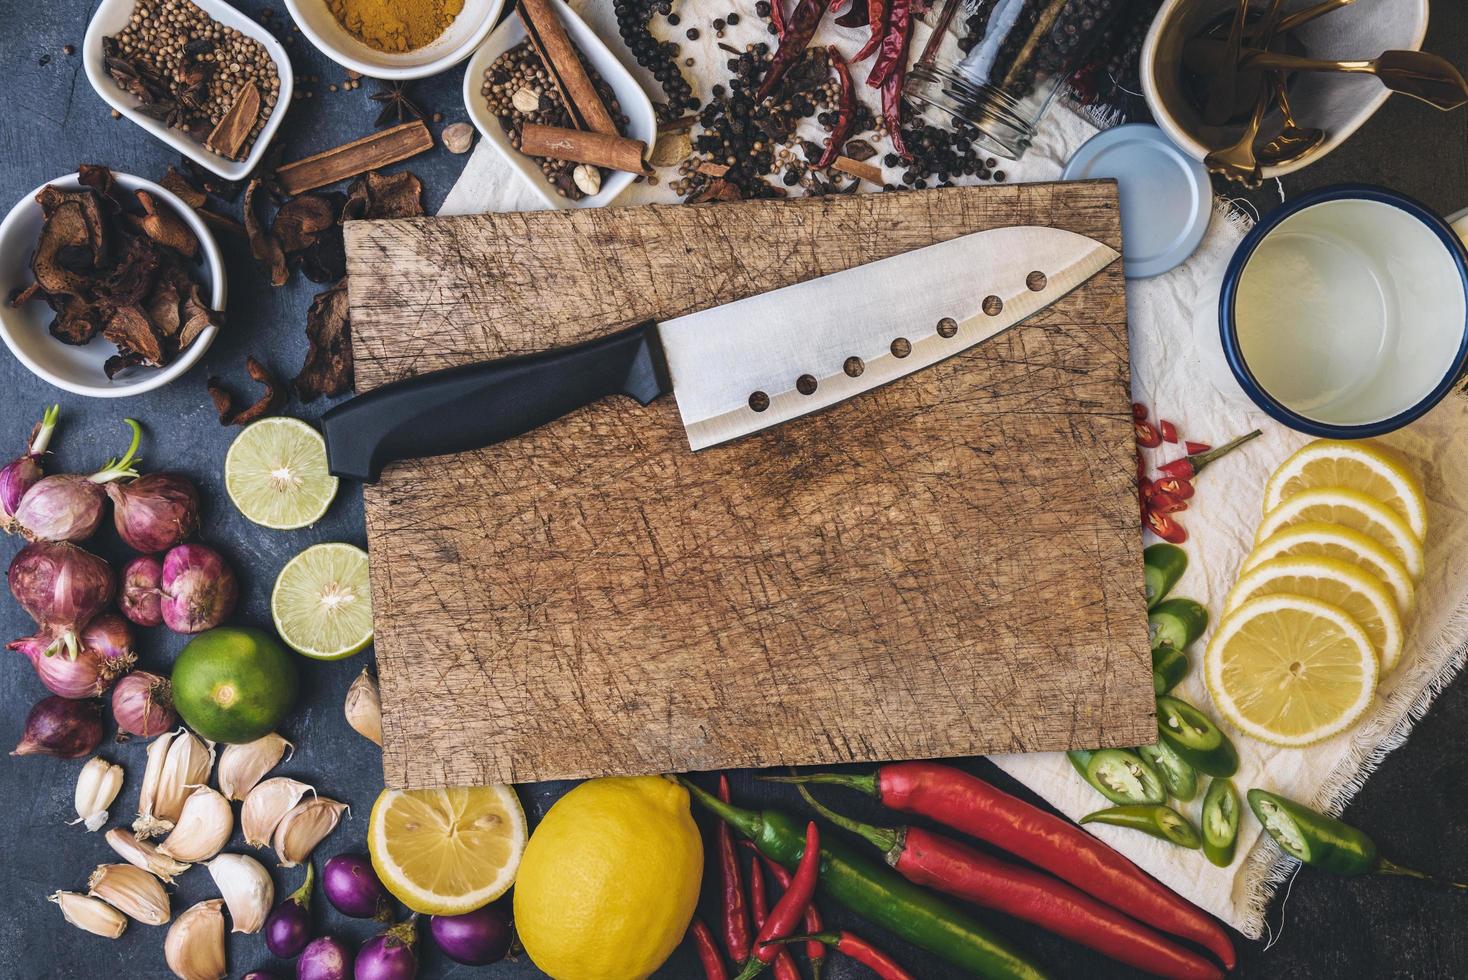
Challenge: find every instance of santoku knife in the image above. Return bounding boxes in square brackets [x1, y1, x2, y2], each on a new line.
[322, 226, 1119, 482]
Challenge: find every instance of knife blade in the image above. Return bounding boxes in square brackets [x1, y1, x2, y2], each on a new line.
[322, 226, 1118, 482]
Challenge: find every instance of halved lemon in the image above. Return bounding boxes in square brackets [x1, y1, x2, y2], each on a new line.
[1242, 522, 1415, 617]
[1255, 487, 1425, 580]
[1224, 556, 1403, 673]
[1263, 440, 1426, 540]
[1206, 594, 1377, 747]
[225, 417, 339, 530]
[271, 543, 374, 660]
[369, 785, 527, 915]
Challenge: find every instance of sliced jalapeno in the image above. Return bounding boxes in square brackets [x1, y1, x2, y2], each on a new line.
[1143, 543, 1188, 610]
[1151, 643, 1189, 696]
[1066, 750, 1095, 780]
[1080, 804, 1202, 849]
[1080, 748, 1166, 805]
[1138, 740, 1197, 802]
[1148, 598, 1209, 651]
[1202, 778, 1240, 867]
[1157, 695, 1239, 777]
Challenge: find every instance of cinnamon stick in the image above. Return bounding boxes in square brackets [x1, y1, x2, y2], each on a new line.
[205, 82, 261, 160]
[832, 156, 883, 186]
[275, 121, 434, 196]
[518, 0, 618, 136]
[520, 123, 652, 175]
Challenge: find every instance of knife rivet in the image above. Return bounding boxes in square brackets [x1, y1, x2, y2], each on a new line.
[796, 374, 818, 395]
[843, 356, 865, 378]
[936, 317, 958, 338]
[1027, 271, 1048, 292]
[748, 391, 770, 412]
[982, 295, 1003, 316]
[890, 337, 912, 358]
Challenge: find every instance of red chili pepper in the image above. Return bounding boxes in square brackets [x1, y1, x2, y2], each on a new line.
[1145, 507, 1188, 543]
[1138, 476, 1156, 501]
[1155, 476, 1194, 501]
[691, 918, 731, 980]
[768, 0, 787, 37]
[883, 70, 911, 159]
[741, 823, 820, 977]
[758, 852, 826, 979]
[1185, 440, 1211, 455]
[1134, 420, 1162, 448]
[817, 48, 856, 169]
[717, 775, 752, 962]
[740, 849, 802, 980]
[1148, 492, 1188, 515]
[1159, 419, 1179, 443]
[756, 0, 829, 100]
[834, 0, 869, 28]
[772, 932, 915, 980]
[853, 0, 889, 61]
[1132, 402, 1148, 421]
[866, 0, 911, 89]
[769, 763, 1236, 969]
[1158, 429, 1261, 481]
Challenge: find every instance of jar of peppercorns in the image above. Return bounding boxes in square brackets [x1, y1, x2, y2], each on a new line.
[906, 0, 1123, 159]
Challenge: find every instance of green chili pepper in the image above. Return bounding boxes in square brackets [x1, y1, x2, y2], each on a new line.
[1073, 748, 1166, 806]
[1148, 598, 1209, 651]
[1080, 804, 1202, 849]
[1150, 644, 1190, 696]
[1065, 750, 1093, 781]
[1202, 778, 1240, 867]
[1138, 741, 1197, 802]
[1143, 544, 1188, 610]
[680, 778, 1049, 980]
[1156, 695, 1239, 777]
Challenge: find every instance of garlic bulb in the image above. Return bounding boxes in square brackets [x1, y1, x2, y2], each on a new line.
[51, 890, 128, 939]
[135, 729, 213, 838]
[159, 786, 233, 863]
[241, 777, 314, 848]
[344, 668, 383, 746]
[206, 853, 273, 934]
[71, 756, 123, 831]
[105, 827, 190, 883]
[88, 863, 170, 925]
[216, 733, 292, 801]
[273, 796, 349, 868]
[165, 899, 226, 980]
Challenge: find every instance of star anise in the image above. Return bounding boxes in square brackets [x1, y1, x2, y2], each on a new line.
[369, 81, 425, 127]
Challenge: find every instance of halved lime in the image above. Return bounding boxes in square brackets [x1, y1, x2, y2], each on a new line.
[272, 543, 374, 660]
[226, 417, 339, 530]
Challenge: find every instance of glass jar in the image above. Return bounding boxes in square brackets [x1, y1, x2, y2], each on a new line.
[906, 0, 1124, 159]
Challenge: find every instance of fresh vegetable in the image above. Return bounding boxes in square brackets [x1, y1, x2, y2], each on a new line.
[171, 626, 298, 743]
[271, 542, 373, 660]
[1138, 740, 1198, 802]
[716, 775, 752, 962]
[8, 540, 115, 657]
[1135, 420, 1162, 448]
[11, 628, 132, 699]
[356, 917, 419, 980]
[298, 935, 355, 980]
[13, 695, 104, 758]
[737, 821, 820, 979]
[816, 48, 856, 169]
[1202, 779, 1241, 868]
[768, 762, 1235, 968]
[756, 0, 829, 99]
[1076, 748, 1166, 805]
[1158, 430, 1262, 481]
[429, 904, 513, 966]
[1143, 543, 1187, 609]
[13, 419, 141, 542]
[119, 554, 164, 627]
[755, 851, 826, 979]
[1156, 696, 1240, 778]
[165, 898, 227, 980]
[776, 932, 913, 980]
[1155, 476, 1194, 501]
[111, 671, 177, 737]
[224, 417, 339, 530]
[160, 543, 238, 634]
[691, 917, 731, 980]
[324, 853, 391, 920]
[1185, 441, 1210, 454]
[1159, 419, 1179, 443]
[265, 863, 315, 958]
[345, 667, 383, 746]
[1149, 598, 1209, 652]
[72, 756, 124, 831]
[1152, 644, 1190, 696]
[1, 405, 59, 533]
[1081, 805, 1203, 849]
[744, 847, 801, 980]
[107, 471, 200, 553]
[681, 778, 1047, 980]
[207, 852, 275, 934]
[1145, 509, 1188, 544]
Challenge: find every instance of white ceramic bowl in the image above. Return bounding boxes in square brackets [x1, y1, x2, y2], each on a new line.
[83, 0, 293, 181]
[285, 0, 503, 80]
[0, 173, 227, 399]
[1142, 0, 1429, 178]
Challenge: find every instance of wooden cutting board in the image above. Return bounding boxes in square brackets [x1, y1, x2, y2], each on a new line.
[345, 181, 1152, 789]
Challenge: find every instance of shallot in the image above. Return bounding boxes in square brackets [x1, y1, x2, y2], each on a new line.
[11, 629, 131, 699]
[13, 418, 142, 542]
[265, 863, 315, 958]
[8, 541, 115, 657]
[119, 554, 163, 627]
[1, 405, 58, 533]
[429, 904, 512, 966]
[112, 671, 177, 737]
[107, 471, 200, 553]
[298, 935, 354, 980]
[160, 544, 238, 634]
[81, 613, 136, 666]
[13, 695, 105, 758]
[356, 918, 418, 980]
[323, 853, 390, 919]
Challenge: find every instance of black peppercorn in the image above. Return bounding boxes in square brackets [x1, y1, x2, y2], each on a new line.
[727, 12, 740, 23]
[667, 11, 679, 23]
[687, 27, 700, 39]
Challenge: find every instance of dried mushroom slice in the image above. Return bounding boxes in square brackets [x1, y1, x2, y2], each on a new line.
[244, 178, 287, 288]
[132, 190, 199, 259]
[341, 171, 424, 221]
[208, 355, 285, 425]
[103, 306, 164, 365]
[295, 279, 353, 401]
[31, 193, 108, 295]
[98, 235, 162, 309]
[176, 281, 219, 351]
[273, 194, 339, 254]
[49, 298, 105, 345]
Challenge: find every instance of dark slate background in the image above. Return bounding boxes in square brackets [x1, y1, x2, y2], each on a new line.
[1, 1, 1466, 977]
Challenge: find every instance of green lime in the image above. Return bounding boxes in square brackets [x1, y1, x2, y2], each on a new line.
[272, 543, 374, 660]
[171, 626, 299, 743]
[225, 417, 339, 530]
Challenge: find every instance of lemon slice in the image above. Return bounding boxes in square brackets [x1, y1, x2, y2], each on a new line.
[1255, 487, 1425, 580]
[1224, 556, 1404, 673]
[369, 785, 527, 915]
[271, 543, 374, 660]
[225, 417, 339, 530]
[1206, 594, 1377, 747]
[1243, 522, 1415, 617]
[1263, 439, 1426, 541]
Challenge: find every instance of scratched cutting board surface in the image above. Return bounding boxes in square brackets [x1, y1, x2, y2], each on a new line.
[344, 181, 1152, 789]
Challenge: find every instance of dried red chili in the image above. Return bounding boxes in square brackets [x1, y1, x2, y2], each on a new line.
[756, 0, 829, 100]
[834, 0, 869, 28]
[866, 0, 911, 89]
[817, 48, 856, 169]
[883, 70, 912, 159]
[1159, 419, 1179, 444]
[853, 0, 889, 61]
[1135, 420, 1162, 448]
[769, 0, 786, 37]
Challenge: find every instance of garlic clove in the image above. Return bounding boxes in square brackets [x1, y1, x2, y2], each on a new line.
[344, 668, 382, 747]
[216, 733, 292, 801]
[241, 777, 314, 849]
[133, 728, 177, 838]
[71, 756, 124, 832]
[273, 796, 349, 868]
[88, 863, 170, 926]
[159, 786, 233, 863]
[135, 728, 214, 838]
[165, 899, 227, 980]
[51, 890, 128, 939]
[105, 827, 190, 883]
[205, 852, 273, 934]
[573, 164, 602, 197]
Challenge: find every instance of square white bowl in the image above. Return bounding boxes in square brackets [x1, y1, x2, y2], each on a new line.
[82, 0, 294, 181]
[285, 0, 504, 80]
[462, 0, 657, 209]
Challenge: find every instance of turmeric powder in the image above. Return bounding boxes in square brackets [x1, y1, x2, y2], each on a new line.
[328, 0, 464, 54]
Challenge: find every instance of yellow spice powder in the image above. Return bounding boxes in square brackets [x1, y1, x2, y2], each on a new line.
[328, 0, 464, 53]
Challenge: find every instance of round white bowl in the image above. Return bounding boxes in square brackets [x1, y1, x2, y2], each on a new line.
[285, 0, 505, 80]
[0, 173, 227, 399]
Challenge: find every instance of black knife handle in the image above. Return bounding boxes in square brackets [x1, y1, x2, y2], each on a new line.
[322, 320, 669, 483]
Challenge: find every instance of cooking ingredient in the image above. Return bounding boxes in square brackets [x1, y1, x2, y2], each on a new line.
[120, 554, 165, 627]
[1138, 740, 1198, 802]
[817, 48, 857, 169]
[441, 123, 474, 154]
[345, 668, 383, 746]
[1148, 597, 1209, 652]
[159, 786, 234, 863]
[690, 917, 730, 980]
[519, 0, 618, 135]
[224, 418, 339, 530]
[1205, 595, 1378, 746]
[324, 853, 390, 919]
[8, 541, 115, 657]
[51, 890, 128, 939]
[165, 898, 227, 980]
[796, 787, 1223, 980]
[275, 123, 435, 198]
[328, 0, 458, 53]
[297, 279, 355, 401]
[1145, 508, 1188, 543]
[428, 903, 513, 966]
[112, 670, 177, 737]
[209, 355, 288, 426]
[1080, 805, 1203, 849]
[1155, 695, 1241, 777]
[243, 776, 315, 847]
[514, 777, 693, 977]
[1255, 487, 1424, 579]
[771, 932, 911, 980]
[1076, 748, 1166, 805]
[13, 695, 104, 758]
[1159, 419, 1179, 443]
[1263, 439, 1427, 539]
[683, 779, 1047, 980]
[758, 0, 831, 99]
[274, 796, 349, 867]
[1, 405, 59, 533]
[612, 1, 697, 114]
[15, 419, 142, 542]
[299, 935, 355, 980]
[1157, 430, 1263, 480]
[370, 81, 426, 127]
[89, 862, 171, 925]
[1143, 543, 1187, 609]
[1201, 779, 1241, 868]
[83, 613, 136, 665]
[71, 756, 124, 831]
[135, 728, 214, 838]
[105, 827, 190, 882]
[878, 14, 915, 159]
[356, 917, 420, 980]
[768, 762, 1235, 968]
[1243, 522, 1414, 616]
[753, 850, 824, 977]
[160, 544, 239, 634]
[207, 853, 274, 933]
[715, 775, 752, 962]
[217, 732, 291, 800]
[12, 629, 130, 699]
[738, 822, 820, 979]
[1135, 420, 1163, 448]
[744, 847, 800, 980]
[171, 626, 299, 743]
[1152, 644, 1190, 696]
[271, 542, 374, 659]
[107, 472, 201, 553]
[265, 863, 315, 957]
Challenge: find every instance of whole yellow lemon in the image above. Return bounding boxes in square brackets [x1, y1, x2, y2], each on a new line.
[514, 776, 703, 980]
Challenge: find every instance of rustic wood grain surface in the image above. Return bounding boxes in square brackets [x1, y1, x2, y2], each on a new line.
[344, 180, 1153, 788]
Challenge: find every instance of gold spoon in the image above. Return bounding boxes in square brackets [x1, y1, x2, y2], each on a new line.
[1236, 48, 1468, 111]
[1255, 73, 1326, 167]
[1251, 0, 1355, 39]
[1204, 0, 1286, 186]
[1205, 0, 1252, 125]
